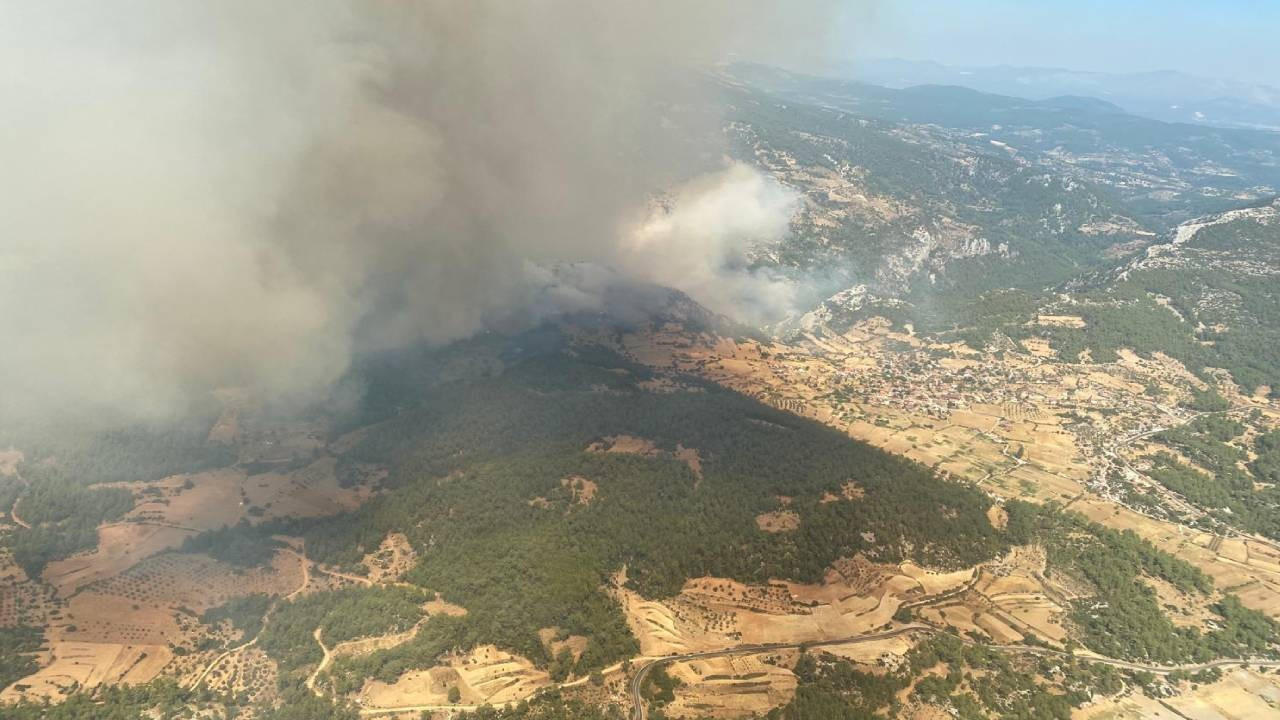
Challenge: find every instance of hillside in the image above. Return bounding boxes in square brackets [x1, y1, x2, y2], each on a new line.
[5, 294, 1280, 719]
[3, 63, 1280, 720]
[715, 65, 1280, 333]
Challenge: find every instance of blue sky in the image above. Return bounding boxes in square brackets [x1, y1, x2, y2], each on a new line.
[842, 0, 1280, 85]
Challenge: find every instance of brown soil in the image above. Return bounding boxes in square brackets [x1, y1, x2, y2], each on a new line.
[587, 435, 659, 456]
[986, 505, 1008, 530]
[0, 449, 23, 477]
[754, 511, 800, 533]
[665, 652, 798, 718]
[362, 533, 416, 584]
[358, 644, 549, 709]
[561, 476, 598, 505]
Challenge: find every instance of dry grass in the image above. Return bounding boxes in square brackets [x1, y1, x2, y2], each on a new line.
[1035, 315, 1087, 328]
[0, 641, 171, 704]
[617, 557, 973, 656]
[357, 644, 549, 709]
[754, 511, 800, 533]
[561, 476, 598, 505]
[665, 652, 798, 719]
[362, 533, 416, 584]
[1078, 667, 1280, 719]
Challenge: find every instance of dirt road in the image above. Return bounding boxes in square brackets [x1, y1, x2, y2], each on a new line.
[628, 626, 1280, 720]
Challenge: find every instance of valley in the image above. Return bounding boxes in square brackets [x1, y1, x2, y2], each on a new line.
[4, 59, 1280, 720]
[5, 285, 1280, 719]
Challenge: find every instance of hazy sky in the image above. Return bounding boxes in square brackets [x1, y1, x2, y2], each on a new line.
[848, 0, 1280, 85]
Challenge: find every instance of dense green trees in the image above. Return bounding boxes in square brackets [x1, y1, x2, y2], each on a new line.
[452, 692, 617, 720]
[0, 410, 236, 575]
[180, 523, 283, 568]
[258, 585, 428, 678]
[1184, 388, 1232, 412]
[775, 652, 905, 719]
[0, 625, 41, 692]
[8, 478, 133, 576]
[0, 679, 223, 720]
[256, 689, 359, 720]
[279, 338, 1006, 685]
[12, 416, 236, 487]
[1005, 501, 1280, 663]
[642, 665, 679, 706]
[1144, 416, 1280, 540]
[1251, 430, 1280, 484]
[202, 593, 273, 643]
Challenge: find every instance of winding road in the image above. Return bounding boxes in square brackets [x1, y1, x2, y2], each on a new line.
[8, 496, 30, 529]
[306, 627, 333, 693]
[1098, 405, 1280, 555]
[186, 547, 311, 690]
[626, 625, 1280, 720]
[629, 625, 930, 720]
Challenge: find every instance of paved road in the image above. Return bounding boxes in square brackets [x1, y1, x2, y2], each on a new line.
[629, 625, 933, 720]
[627, 625, 1280, 720]
[1102, 406, 1280, 555]
[987, 643, 1280, 674]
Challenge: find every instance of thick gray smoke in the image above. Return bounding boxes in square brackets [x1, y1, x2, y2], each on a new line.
[0, 1, 841, 421]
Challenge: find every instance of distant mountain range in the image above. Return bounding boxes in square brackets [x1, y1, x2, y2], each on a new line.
[841, 58, 1280, 132]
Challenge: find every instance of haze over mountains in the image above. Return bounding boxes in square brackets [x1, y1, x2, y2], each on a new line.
[5, 6, 1280, 720]
[844, 57, 1280, 131]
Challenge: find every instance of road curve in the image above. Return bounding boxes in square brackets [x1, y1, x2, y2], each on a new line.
[8, 497, 30, 529]
[627, 626, 1280, 720]
[629, 625, 933, 720]
[188, 547, 311, 690]
[306, 626, 333, 694]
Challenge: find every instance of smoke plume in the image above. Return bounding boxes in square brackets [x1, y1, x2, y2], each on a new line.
[0, 1, 840, 421]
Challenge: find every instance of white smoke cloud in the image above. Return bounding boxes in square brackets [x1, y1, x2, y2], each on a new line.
[621, 164, 802, 325]
[0, 0, 843, 422]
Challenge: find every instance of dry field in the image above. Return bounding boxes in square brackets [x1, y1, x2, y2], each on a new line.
[1069, 498, 1280, 620]
[43, 523, 195, 596]
[1077, 667, 1280, 719]
[538, 627, 589, 663]
[561, 476, 598, 506]
[664, 651, 799, 718]
[46, 456, 367, 599]
[0, 641, 171, 703]
[0, 550, 57, 629]
[2, 404, 391, 704]
[81, 550, 304, 616]
[615, 557, 973, 657]
[617, 318, 1280, 630]
[358, 644, 550, 710]
[587, 435, 659, 456]
[362, 533, 417, 584]
[754, 510, 800, 533]
[200, 647, 276, 703]
[4, 547, 307, 704]
[422, 594, 468, 618]
[360, 665, 460, 708]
